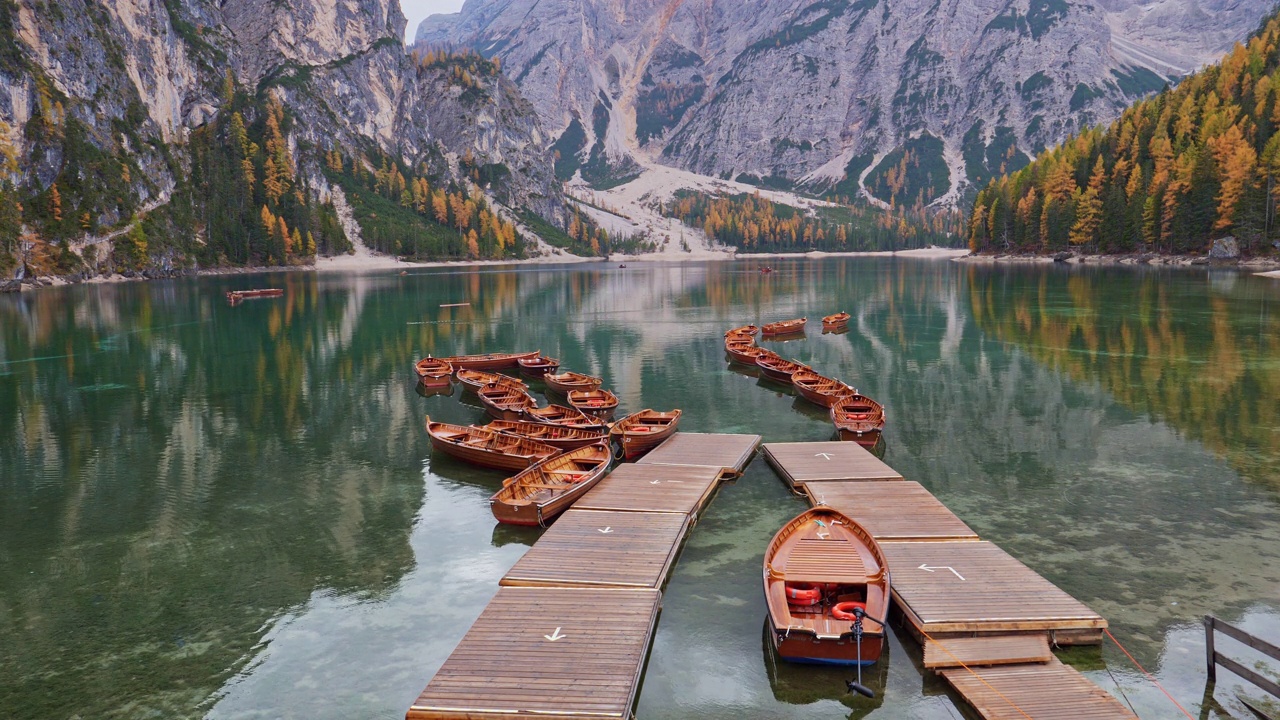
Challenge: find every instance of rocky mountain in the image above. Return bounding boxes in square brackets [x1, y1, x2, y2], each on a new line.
[0, 0, 565, 279]
[418, 0, 1276, 207]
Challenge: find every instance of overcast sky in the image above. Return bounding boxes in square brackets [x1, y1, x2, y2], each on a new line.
[400, 0, 466, 43]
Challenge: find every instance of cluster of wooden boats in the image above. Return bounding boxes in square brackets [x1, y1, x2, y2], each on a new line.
[225, 288, 284, 305]
[724, 320, 886, 447]
[415, 350, 681, 527]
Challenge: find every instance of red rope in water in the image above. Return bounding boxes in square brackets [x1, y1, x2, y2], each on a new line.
[1104, 628, 1195, 719]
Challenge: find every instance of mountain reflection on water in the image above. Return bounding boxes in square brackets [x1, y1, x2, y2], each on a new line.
[0, 260, 1276, 719]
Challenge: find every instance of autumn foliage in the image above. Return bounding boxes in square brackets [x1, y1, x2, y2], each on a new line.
[970, 14, 1280, 256]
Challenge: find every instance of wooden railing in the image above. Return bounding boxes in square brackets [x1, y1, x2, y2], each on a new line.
[1204, 615, 1280, 698]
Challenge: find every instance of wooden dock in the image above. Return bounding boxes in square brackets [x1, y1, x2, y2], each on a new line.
[762, 439, 1129, 717]
[805, 480, 979, 542]
[939, 658, 1138, 719]
[575, 463, 723, 517]
[762, 440, 902, 491]
[636, 432, 761, 477]
[406, 587, 661, 720]
[407, 431, 760, 720]
[500, 509, 690, 589]
[882, 540, 1107, 644]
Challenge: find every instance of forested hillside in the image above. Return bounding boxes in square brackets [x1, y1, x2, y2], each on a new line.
[969, 14, 1280, 257]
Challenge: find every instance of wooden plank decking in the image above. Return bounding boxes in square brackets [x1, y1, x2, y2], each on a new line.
[762, 441, 902, 491]
[881, 541, 1107, 643]
[923, 634, 1053, 669]
[406, 587, 661, 720]
[940, 658, 1137, 719]
[636, 432, 761, 477]
[501, 509, 690, 589]
[805, 480, 979, 542]
[575, 463, 723, 517]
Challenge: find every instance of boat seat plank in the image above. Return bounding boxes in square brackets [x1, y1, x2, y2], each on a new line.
[778, 538, 870, 583]
[923, 634, 1053, 669]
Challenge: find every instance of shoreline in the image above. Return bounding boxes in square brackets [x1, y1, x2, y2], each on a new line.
[957, 251, 1280, 272]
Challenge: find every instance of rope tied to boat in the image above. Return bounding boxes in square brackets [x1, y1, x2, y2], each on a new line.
[918, 628, 1034, 720]
[1105, 628, 1195, 720]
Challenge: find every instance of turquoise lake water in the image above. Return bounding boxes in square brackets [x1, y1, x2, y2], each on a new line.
[1, 259, 1278, 718]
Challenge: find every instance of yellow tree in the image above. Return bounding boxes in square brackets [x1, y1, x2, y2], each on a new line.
[432, 191, 449, 224]
[1209, 123, 1258, 232]
[1068, 158, 1106, 246]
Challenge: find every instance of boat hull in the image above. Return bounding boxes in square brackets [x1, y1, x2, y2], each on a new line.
[837, 427, 883, 447]
[544, 372, 602, 395]
[490, 468, 608, 526]
[769, 626, 885, 666]
[760, 365, 801, 384]
[762, 318, 806, 336]
[446, 351, 540, 371]
[428, 435, 549, 472]
[518, 358, 560, 378]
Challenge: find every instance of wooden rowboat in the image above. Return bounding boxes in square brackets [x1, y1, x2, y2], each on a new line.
[414, 356, 453, 389]
[726, 342, 768, 366]
[477, 382, 537, 421]
[764, 506, 890, 666]
[756, 353, 810, 384]
[456, 368, 527, 394]
[830, 393, 886, 447]
[610, 409, 681, 460]
[424, 416, 560, 471]
[762, 318, 806, 336]
[524, 403, 608, 431]
[822, 312, 851, 331]
[485, 420, 609, 451]
[544, 370, 603, 394]
[725, 325, 759, 338]
[226, 288, 284, 305]
[489, 443, 612, 526]
[792, 369, 855, 408]
[567, 389, 619, 419]
[517, 355, 561, 378]
[443, 350, 541, 371]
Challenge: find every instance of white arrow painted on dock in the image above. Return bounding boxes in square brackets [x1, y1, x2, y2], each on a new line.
[815, 453, 834, 460]
[919, 564, 966, 581]
[544, 627, 566, 641]
[598, 527, 613, 534]
[650, 480, 662, 484]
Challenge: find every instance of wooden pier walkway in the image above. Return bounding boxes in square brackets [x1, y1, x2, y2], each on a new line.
[406, 431, 760, 720]
[764, 439, 1132, 718]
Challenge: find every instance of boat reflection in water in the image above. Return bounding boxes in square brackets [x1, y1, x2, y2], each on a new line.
[414, 382, 455, 399]
[762, 619, 886, 714]
[490, 522, 542, 549]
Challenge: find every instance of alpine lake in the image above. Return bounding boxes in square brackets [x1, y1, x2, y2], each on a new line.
[2, 258, 1279, 719]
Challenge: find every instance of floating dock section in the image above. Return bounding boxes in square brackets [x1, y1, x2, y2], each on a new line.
[407, 432, 760, 720]
[762, 440, 1133, 719]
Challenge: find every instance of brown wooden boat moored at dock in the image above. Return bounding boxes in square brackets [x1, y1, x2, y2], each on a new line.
[456, 368, 527, 394]
[725, 325, 759, 338]
[517, 355, 561, 378]
[484, 420, 609, 450]
[489, 443, 612, 526]
[610, 409, 681, 460]
[226, 288, 283, 305]
[762, 318, 806, 336]
[544, 370, 603, 395]
[821, 312, 851, 331]
[413, 356, 453, 389]
[424, 416, 560, 471]
[524, 403, 608, 431]
[567, 389, 619, 419]
[477, 382, 537, 420]
[830, 393, 886, 447]
[444, 350, 540, 371]
[792, 369, 856, 407]
[764, 506, 890, 666]
[756, 353, 810, 384]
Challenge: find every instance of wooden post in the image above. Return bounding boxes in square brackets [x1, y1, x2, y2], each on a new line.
[1204, 615, 1216, 684]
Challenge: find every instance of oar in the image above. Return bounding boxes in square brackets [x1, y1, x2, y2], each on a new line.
[845, 607, 876, 698]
